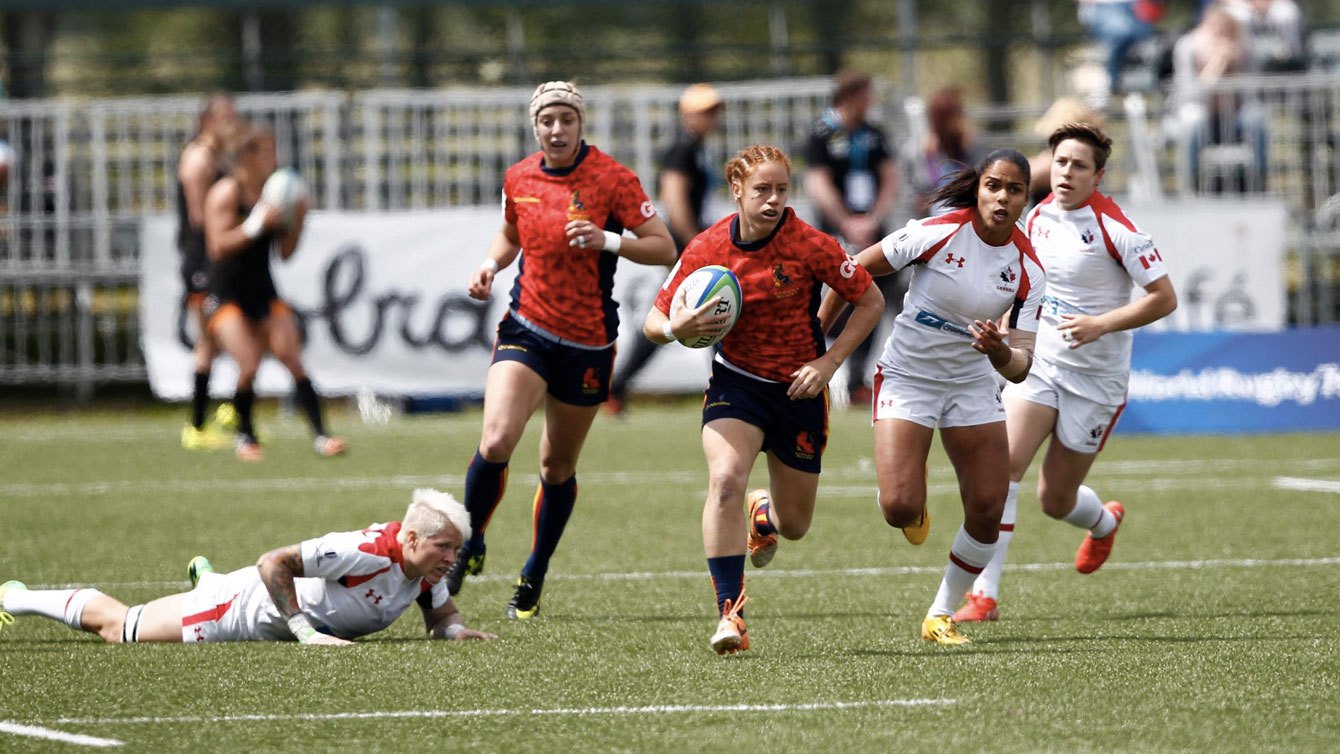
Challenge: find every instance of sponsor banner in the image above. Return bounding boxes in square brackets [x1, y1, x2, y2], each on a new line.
[139, 211, 712, 400]
[1122, 198, 1287, 332]
[1123, 329, 1340, 434]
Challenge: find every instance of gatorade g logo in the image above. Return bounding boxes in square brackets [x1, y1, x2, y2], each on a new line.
[840, 258, 858, 279]
[640, 200, 657, 218]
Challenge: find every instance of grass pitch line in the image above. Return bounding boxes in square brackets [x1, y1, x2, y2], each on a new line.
[31, 556, 1340, 591]
[52, 698, 954, 727]
[1273, 476, 1340, 494]
[0, 721, 123, 748]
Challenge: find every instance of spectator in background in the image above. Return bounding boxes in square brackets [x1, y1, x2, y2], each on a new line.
[607, 83, 724, 416]
[1027, 98, 1103, 206]
[179, 93, 241, 451]
[1224, 0, 1306, 72]
[1078, 0, 1161, 99]
[804, 69, 901, 408]
[1168, 6, 1267, 191]
[0, 138, 12, 192]
[905, 87, 985, 217]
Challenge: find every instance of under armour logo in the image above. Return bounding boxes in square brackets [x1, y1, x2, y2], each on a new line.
[944, 253, 965, 268]
[364, 588, 383, 605]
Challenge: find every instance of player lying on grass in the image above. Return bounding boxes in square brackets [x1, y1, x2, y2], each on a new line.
[0, 489, 497, 646]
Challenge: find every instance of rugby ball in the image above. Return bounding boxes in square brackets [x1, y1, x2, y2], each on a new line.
[669, 265, 742, 349]
[260, 167, 308, 228]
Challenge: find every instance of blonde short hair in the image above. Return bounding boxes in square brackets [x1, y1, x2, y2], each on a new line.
[402, 488, 471, 542]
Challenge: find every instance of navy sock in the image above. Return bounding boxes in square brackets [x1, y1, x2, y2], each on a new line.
[521, 475, 577, 582]
[752, 500, 777, 537]
[463, 449, 509, 553]
[707, 555, 746, 615]
[191, 370, 211, 429]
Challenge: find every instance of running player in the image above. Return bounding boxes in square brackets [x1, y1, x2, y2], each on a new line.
[820, 148, 1045, 646]
[953, 123, 1176, 624]
[0, 489, 497, 645]
[452, 81, 676, 619]
[644, 144, 883, 654]
[203, 125, 345, 462]
[178, 93, 240, 450]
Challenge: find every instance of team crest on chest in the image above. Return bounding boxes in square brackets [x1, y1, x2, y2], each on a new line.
[997, 265, 1017, 293]
[772, 263, 799, 298]
[566, 191, 590, 222]
[1080, 228, 1095, 245]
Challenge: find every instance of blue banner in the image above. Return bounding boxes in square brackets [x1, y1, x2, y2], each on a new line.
[1121, 328, 1340, 434]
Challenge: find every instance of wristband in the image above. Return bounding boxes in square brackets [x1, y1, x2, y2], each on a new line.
[602, 230, 622, 255]
[241, 204, 268, 240]
[444, 623, 466, 640]
[287, 613, 318, 644]
[662, 320, 677, 343]
[480, 258, 499, 274]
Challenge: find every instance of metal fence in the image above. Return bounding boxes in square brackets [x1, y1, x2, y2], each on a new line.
[1, 74, 1338, 395]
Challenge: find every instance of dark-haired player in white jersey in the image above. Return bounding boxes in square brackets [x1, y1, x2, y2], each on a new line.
[821, 148, 1046, 646]
[953, 122, 1176, 624]
[0, 489, 496, 645]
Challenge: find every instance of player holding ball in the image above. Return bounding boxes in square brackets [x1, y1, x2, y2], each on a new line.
[643, 144, 884, 654]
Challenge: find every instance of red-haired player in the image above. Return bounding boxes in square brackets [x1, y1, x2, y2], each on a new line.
[644, 144, 883, 654]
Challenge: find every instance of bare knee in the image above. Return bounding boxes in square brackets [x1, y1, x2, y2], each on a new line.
[1038, 486, 1074, 519]
[705, 474, 746, 515]
[777, 517, 810, 541]
[478, 428, 521, 462]
[878, 490, 924, 528]
[539, 457, 577, 483]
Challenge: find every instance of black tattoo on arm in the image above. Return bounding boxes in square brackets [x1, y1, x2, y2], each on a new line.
[257, 545, 306, 620]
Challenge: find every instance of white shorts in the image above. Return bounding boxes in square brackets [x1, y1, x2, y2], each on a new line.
[180, 566, 288, 643]
[872, 369, 1004, 428]
[1004, 358, 1126, 453]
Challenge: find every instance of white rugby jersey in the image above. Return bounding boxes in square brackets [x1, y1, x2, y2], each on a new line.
[295, 521, 449, 640]
[1025, 192, 1167, 380]
[877, 207, 1046, 383]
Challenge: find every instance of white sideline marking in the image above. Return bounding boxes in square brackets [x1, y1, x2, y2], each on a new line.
[1274, 477, 1340, 494]
[0, 721, 123, 748]
[6, 460, 1337, 499]
[51, 698, 954, 726]
[30, 556, 1340, 591]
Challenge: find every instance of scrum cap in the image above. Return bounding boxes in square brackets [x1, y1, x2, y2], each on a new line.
[530, 80, 585, 123]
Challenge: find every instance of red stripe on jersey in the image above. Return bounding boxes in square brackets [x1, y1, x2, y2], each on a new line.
[357, 523, 405, 564]
[338, 566, 392, 589]
[182, 596, 236, 627]
[916, 208, 972, 264]
[870, 369, 884, 423]
[1000, 523, 1015, 532]
[948, 552, 985, 575]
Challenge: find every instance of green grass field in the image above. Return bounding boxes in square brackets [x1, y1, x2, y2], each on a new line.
[1, 402, 1338, 753]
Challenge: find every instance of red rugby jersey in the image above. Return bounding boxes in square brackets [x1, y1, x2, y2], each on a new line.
[654, 208, 873, 382]
[503, 143, 658, 346]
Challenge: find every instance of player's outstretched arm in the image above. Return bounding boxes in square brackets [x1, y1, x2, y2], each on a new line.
[257, 545, 351, 646]
[423, 599, 498, 641]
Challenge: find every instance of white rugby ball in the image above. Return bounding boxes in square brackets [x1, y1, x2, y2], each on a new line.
[668, 264, 743, 349]
[260, 167, 308, 228]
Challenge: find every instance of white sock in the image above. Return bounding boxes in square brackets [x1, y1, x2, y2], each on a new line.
[929, 526, 997, 617]
[971, 481, 1018, 600]
[1062, 484, 1114, 536]
[2, 588, 101, 630]
[121, 604, 146, 643]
